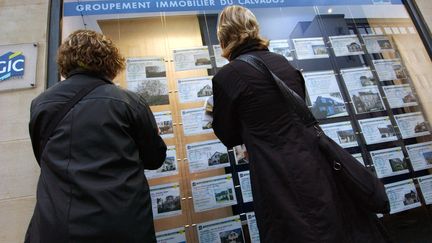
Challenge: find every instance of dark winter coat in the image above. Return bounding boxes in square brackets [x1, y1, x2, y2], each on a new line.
[212, 41, 389, 243]
[25, 71, 167, 243]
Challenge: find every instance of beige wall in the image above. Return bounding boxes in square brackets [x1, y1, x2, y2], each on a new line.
[415, 0, 432, 34]
[0, 0, 49, 242]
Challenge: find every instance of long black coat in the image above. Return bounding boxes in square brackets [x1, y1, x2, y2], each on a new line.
[26, 72, 167, 243]
[212, 43, 389, 243]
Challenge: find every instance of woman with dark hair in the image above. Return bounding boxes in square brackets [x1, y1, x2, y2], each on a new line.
[212, 5, 389, 243]
[25, 30, 166, 243]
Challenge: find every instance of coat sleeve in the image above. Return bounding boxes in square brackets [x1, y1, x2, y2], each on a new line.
[212, 70, 243, 148]
[134, 97, 167, 170]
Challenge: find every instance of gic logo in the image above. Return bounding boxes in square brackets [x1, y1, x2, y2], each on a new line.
[0, 51, 25, 81]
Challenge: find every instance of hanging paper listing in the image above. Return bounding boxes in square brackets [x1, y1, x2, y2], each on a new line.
[191, 174, 237, 212]
[150, 182, 182, 219]
[405, 142, 432, 171]
[394, 112, 430, 139]
[197, 215, 245, 243]
[329, 35, 364, 57]
[145, 146, 178, 179]
[173, 47, 212, 71]
[385, 179, 421, 214]
[181, 107, 213, 136]
[186, 140, 229, 173]
[370, 147, 408, 178]
[178, 76, 213, 103]
[292, 37, 329, 60]
[269, 39, 294, 61]
[303, 70, 347, 119]
[320, 121, 358, 148]
[156, 227, 186, 243]
[358, 117, 397, 145]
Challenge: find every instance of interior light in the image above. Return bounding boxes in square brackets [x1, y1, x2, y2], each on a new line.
[328, 8, 333, 13]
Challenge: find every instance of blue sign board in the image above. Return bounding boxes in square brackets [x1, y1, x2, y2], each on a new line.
[0, 51, 25, 81]
[64, 0, 402, 16]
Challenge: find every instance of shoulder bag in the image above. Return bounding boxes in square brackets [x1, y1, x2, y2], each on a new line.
[236, 54, 390, 214]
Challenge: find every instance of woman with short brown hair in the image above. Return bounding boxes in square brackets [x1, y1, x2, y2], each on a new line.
[25, 29, 166, 243]
[212, 6, 389, 243]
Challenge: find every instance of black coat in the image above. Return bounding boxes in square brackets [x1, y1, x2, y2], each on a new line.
[25, 72, 167, 243]
[212, 42, 389, 243]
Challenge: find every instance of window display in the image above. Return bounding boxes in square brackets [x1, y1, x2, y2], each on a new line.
[62, 0, 432, 241]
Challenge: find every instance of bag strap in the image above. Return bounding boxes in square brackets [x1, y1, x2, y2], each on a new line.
[38, 79, 108, 162]
[236, 54, 317, 126]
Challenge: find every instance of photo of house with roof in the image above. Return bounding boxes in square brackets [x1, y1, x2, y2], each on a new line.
[389, 158, 408, 172]
[402, 93, 417, 103]
[351, 90, 384, 113]
[157, 195, 181, 213]
[157, 156, 176, 172]
[197, 84, 213, 97]
[422, 151, 432, 164]
[311, 96, 346, 119]
[214, 188, 234, 203]
[378, 125, 396, 138]
[208, 151, 229, 166]
[403, 190, 419, 206]
[414, 122, 428, 133]
[133, 79, 169, 106]
[157, 119, 173, 135]
[337, 130, 356, 144]
[346, 42, 362, 52]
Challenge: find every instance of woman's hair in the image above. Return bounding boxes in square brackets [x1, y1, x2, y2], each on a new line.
[217, 5, 269, 59]
[57, 30, 125, 79]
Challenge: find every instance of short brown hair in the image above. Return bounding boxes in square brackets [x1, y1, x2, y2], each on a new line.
[217, 5, 269, 59]
[57, 30, 125, 79]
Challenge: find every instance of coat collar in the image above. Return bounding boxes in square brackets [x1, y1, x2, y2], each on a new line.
[66, 69, 114, 84]
[229, 39, 269, 61]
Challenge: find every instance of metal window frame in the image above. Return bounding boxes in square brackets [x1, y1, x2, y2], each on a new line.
[47, 0, 62, 88]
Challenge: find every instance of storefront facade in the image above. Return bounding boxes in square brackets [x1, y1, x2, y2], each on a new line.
[1, 0, 432, 242]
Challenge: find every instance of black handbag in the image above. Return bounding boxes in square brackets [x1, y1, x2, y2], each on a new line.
[236, 54, 390, 214]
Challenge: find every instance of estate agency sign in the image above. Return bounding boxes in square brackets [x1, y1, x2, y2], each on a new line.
[0, 43, 37, 92]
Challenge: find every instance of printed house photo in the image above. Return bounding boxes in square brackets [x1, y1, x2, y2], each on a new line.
[214, 188, 234, 203]
[414, 122, 428, 133]
[377, 39, 393, 50]
[402, 93, 417, 103]
[157, 119, 173, 136]
[312, 45, 328, 55]
[346, 42, 362, 52]
[422, 151, 432, 164]
[194, 53, 211, 66]
[389, 158, 408, 172]
[310, 95, 346, 119]
[351, 90, 384, 113]
[403, 190, 419, 206]
[202, 112, 213, 130]
[156, 156, 176, 173]
[337, 129, 356, 144]
[145, 65, 166, 78]
[359, 75, 378, 86]
[219, 228, 244, 243]
[378, 125, 396, 138]
[132, 79, 169, 106]
[393, 64, 406, 79]
[197, 84, 213, 97]
[157, 195, 181, 213]
[208, 151, 229, 166]
[272, 47, 293, 59]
